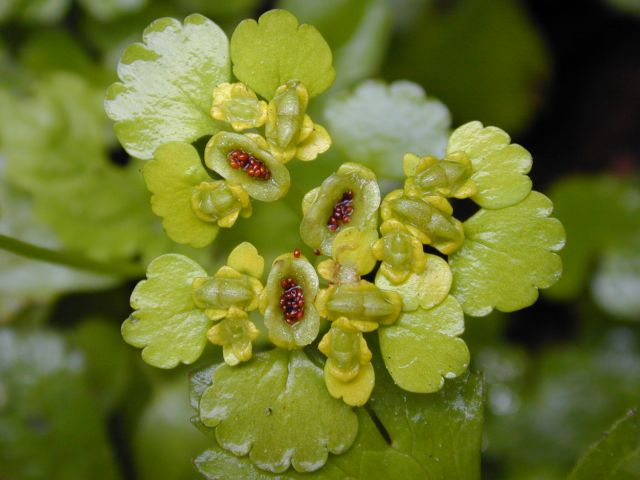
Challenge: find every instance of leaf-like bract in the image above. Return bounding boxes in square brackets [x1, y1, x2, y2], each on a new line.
[378, 296, 469, 393]
[447, 121, 532, 209]
[105, 14, 229, 159]
[449, 191, 565, 316]
[199, 349, 357, 473]
[122, 254, 211, 368]
[324, 80, 450, 179]
[230, 9, 335, 99]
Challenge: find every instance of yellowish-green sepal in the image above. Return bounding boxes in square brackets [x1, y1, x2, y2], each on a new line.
[205, 131, 291, 202]
[300, 163, 380, 255]
[259, 252, 320, 349]
[403, 152, 477, 199]
[331, 227, 378, 277]
[372, 220, 427, 284]
[211, 82, 267, 131]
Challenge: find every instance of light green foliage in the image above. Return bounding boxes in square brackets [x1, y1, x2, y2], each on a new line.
[324, 80, 451, 179]
[383, 0, 549, 133]
[0, 163, 116, 320]
[199, 349, 358, 473]
[0, 0, 69, 23]
[133, 375, 208, 480]
[78, 0, 146, 21]
[278, 0, 392, 89]
[449, 191, 565, 316]
[378, 296, 469, 393]
[0, 329, 118, 479]
[230, 9, 335, 99]
[143, 142, 221, 248]
[605, 0, 640, 17]
[569, 408, 640, 480]
[105, 14, 229, 159]
[547, 175, 640, 318]
[448, 121, 532, 209]
[123, 254, 211, 368]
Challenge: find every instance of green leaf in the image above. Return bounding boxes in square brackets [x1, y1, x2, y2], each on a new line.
[569, 408, 640, 480]
[592, 244, 640, 320]
[105, 14, 230, 159]
[324, 80, 450, 180]
[449, 191, 565, 316]
[68, 318, 132, 414]
[199, 349, 358, 473]
[143, 142, 219, 248]
[230, 9, 335, 100]
[0, 0, 69, 23]
[123, 254, 211, 368]
[447, 121, 532, 209]
[378, 296, 469, 393]
[382, 0, 550, 134]
[193, 354, 483, 479]
[277, 0, 392, 90]
[546, 175, 640, 312]
[0, 328, 118, 480]
[133, 375, 208, 480]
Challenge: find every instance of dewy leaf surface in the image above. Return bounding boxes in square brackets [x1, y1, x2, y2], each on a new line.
[378, 296, 469, 393]
[324, 80, 450, 180]
[447, 121, 532, 209]
[569, 408, 640, 480]
[198, 349, 358, 473]
[0, 329, 118, 480]
[449, 191, 565, 316]
[122, 254, 211, 368]
[105, 14, 229, 159]
[230, 9, 335, 99]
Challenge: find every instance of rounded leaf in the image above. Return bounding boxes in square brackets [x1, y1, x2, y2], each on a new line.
[199, 349, 358, 473]
[230, 9, 335, 99]
[105, 14, 230, 159]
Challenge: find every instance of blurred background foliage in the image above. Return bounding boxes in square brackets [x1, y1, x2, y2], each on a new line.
[1, 0, 639, 479]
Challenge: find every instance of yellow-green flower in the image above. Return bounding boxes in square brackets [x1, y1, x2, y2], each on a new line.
[403, 152, 477, 200]
[318, 317, 374, 406]
[211, 82, 267, 131]
[258, 251, 320, 349]
[207, 307, 260, 366]
[191, 242, 264, 320]
[372, 219, 426, 284]
[191, 180, 252, 228]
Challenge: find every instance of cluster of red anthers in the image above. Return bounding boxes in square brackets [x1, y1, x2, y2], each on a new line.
[228, 149, 271, 179]
[327, 190, 354, 231]
[280, 277, 305, 325]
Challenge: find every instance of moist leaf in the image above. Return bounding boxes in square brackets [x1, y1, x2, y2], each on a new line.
[447, 121, 532, 209]
[449, 191, 565, 316]
[122, 254, 211, 368]
[230, 9, 335, 99]
[569, 408, 640, 480]
[199, 349, 357, 473]
[378, 296, 469, 393]
[105, 14, 230, 159]
[0, 329, 118, 480]
[324, 80, 450, 180]
[143, 142, 219, 248]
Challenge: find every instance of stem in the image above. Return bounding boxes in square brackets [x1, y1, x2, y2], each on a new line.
[0, 234, 145, 278]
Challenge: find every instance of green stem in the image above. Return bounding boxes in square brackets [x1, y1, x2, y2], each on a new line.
[0, 234, 145, 278]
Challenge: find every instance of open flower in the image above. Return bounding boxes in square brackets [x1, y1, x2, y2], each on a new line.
[211, 82, 267, 131]
[372, 219, 426, 284]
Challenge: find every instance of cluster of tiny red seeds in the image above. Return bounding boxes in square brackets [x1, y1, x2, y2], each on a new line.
[228, 149, 271, 180]
[280, 277, 305, 325]
[327, 190, 354, 231]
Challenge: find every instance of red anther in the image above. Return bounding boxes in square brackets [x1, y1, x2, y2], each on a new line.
[228, 149, 271, 180]
[313, 248, 321, 256]
[279, 277, 305, 325]
[327, 191, 355, 231]
[293, 248, 301, 258]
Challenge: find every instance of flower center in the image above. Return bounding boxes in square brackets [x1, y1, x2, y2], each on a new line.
[280, 277, 305, 325]
[327, 190, 354, 231]
[228, 149, 271, 180]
